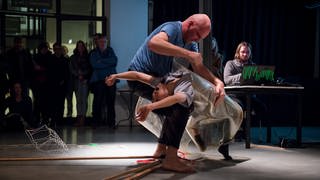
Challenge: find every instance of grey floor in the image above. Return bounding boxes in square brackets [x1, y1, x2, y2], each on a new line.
[0, 126, 320, 180]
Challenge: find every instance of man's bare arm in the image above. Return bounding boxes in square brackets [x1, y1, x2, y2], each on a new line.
[148, 32, 201, 63]
[149, 32, 221, 86]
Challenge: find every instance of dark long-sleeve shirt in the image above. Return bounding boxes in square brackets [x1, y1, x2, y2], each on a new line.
[89, 47, 117, 83]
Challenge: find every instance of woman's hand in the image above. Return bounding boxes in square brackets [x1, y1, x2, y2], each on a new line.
[135, 105, 152, 122]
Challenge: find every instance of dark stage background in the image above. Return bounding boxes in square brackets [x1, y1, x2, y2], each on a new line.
[152, 0, 320, 126]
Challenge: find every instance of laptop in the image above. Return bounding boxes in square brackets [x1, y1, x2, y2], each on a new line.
[240, 65, 276, 85]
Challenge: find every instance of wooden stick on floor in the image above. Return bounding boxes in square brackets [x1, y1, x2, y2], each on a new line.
[251, 143, 287, 151]
[0, 155, 155, 161]
[125, 163, 162, 180]
[104, 160, 161, 180]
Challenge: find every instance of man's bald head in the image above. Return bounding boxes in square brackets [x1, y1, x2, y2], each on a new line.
[182, 14, 211, 43]
[187, 14, 211, 35]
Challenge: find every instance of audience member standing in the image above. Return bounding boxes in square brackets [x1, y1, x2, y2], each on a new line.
[6, 37, 34, 95]
[63, 45, 74, 118]
[70, 40, 92, 126]
[89, 34, 117, 128]
[49, 42, 69, 127]
[31, 42, 52, 126]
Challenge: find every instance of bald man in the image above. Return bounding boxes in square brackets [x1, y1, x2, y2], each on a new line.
[128, 14, 225, 173]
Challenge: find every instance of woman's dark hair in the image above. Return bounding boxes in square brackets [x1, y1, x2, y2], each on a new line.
[73, 40, 88, 56]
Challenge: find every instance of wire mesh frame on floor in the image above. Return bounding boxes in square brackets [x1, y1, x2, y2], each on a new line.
[25, 125, 69, 152]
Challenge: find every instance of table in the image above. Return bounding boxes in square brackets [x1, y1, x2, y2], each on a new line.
[225, 85, 304, 148]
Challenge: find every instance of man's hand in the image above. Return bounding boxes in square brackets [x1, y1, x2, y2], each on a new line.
[187, 51, 226, 106]
[135, 105, 152, 122]
[187, 51, 203, 70]
[105, 75, 116, 86]
[213, 82, 225, 106]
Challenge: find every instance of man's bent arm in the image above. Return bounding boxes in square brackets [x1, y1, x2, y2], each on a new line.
[148, 32, 220, 85]
[148, 32, 198, 62]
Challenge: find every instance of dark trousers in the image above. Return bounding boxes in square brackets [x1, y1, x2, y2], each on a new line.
[128, 80, 192, 148]
[49, 85, 66, 126]
[32, 83, 51, 126]
[156, 105, 192, 148]
[91, 81, 116, 127]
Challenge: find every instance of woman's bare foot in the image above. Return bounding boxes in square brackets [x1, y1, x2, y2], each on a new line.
[161, 146, 195, 173]
[153, 143, 166, 158]
[162, 156, 195, 173]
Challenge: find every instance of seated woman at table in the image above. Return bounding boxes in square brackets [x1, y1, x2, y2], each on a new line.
[224, 41, 268, 140]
